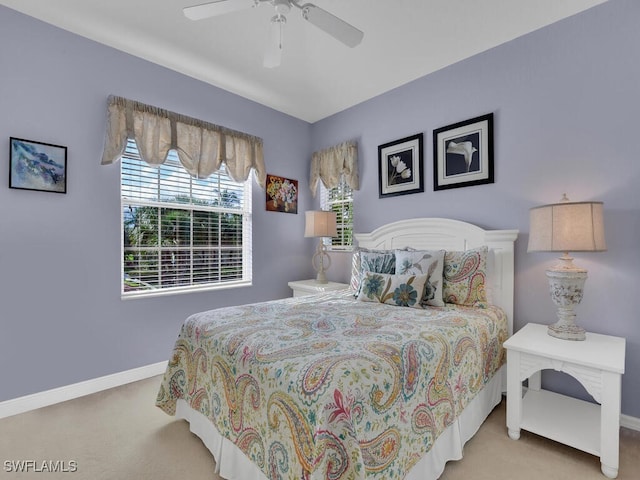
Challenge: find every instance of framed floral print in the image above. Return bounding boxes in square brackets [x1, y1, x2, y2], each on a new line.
[265, 174, 298, 213]
[433, 113, 494, 191]
[378, 133, 424, 198]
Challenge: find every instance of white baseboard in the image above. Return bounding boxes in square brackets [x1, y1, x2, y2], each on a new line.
[621, 413, 640, 432]
[0, 361, 168, 419]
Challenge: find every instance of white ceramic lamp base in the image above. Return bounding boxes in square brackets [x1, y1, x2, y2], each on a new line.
[311, 240, 331, 284]
[545, 260, 588, 341]
[547, 317, 586, 341]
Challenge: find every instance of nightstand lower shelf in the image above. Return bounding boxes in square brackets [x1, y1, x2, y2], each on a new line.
[520, 388, 600, 456]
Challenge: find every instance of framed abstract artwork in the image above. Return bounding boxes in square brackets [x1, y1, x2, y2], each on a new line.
[10, 137, 67, 193]
[265, 174, 298, 214]
[433, 113, 494, 191]
[378, 133, 424, 198]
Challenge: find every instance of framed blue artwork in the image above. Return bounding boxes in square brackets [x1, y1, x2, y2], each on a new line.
[9, 137, 67, 194]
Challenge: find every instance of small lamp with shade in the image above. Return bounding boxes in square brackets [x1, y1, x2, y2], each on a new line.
[527, 194, 607, 341]
[304, 210, 337, 284]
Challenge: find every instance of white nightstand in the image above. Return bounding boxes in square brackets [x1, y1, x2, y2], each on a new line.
[287, 279, 349, 297]
[504, 323, 626, 478]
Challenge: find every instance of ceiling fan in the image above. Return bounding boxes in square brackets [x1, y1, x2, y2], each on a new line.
[183, 0, 364, 68]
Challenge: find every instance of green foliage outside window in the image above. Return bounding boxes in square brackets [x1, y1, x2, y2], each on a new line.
[322, 178, 354, 251]
[121, 141, 250, 295]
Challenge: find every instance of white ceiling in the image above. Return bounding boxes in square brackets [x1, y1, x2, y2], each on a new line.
[1, 0, 607, 123]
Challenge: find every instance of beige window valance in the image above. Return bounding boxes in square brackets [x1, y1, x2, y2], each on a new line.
[309, 140, 359, 197]
[100, 95, 266, 187]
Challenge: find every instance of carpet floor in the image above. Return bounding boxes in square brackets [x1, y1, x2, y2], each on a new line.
[1, 375, 639, 479]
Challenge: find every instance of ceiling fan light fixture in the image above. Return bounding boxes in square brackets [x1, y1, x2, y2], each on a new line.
[264, 13, 286, 68]
[270, 13, 287, 34]
[273, 0, 291, 15]
[184, 0, 364, 67]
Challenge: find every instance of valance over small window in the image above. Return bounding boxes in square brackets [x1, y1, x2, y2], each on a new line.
[309, 140, 359, 197]
[101, 95, 266, 187]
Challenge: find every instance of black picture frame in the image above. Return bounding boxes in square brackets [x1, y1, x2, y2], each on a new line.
[433, 113, 494, 191]
[378, 133, 424, 198]
[9, 137, 67, 194]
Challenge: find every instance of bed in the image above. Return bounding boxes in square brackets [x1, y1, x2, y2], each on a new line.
[156, 218, 518, 480]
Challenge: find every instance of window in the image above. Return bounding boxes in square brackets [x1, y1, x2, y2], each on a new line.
[121, 140, 252, 297]
[320, 177, 354, 251]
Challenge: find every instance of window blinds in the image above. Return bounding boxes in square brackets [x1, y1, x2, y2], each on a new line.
[122, 140, 251, 295]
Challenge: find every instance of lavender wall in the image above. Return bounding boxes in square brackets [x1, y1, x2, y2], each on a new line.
[0, 6, 315, 402]
[2, 0, 639, 420]
[313, 0, 640, 418]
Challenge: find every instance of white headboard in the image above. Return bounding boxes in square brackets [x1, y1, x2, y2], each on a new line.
[354, 218, 519, 335]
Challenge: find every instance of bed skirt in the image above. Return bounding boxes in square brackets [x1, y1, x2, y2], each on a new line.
[174, 365, 504, 480]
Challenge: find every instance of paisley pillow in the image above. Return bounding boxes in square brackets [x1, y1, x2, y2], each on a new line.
[357, 272, 428, 309]
[395, 249, 445, 307]
[442, 246, 488, 307]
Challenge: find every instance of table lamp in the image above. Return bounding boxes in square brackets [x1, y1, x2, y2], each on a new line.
[304, 210, 337, 284]
[527, 194, 606, 340]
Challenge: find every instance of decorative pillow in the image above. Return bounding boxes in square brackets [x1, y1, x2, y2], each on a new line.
[357, 272, 428, 309]
[350, 248, 396, 296]
[442, 246, 488, 307]
[350, 248, 382, 292]
[360, 250, 396, 275]
[395, 249, 445, 307]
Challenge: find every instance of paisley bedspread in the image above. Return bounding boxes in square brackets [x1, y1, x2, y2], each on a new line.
[156, 290, 508, 480]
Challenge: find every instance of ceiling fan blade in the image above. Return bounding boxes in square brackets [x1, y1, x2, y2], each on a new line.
[183, 0, 255, 21]
[264, 15, 285, 68]
[300, 3, 363, 47]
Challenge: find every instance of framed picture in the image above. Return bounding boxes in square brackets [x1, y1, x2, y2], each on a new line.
[265, 174, 298, 214]
[378, 133, 424, 198]
[10, 137, 67, 193]
[433, 113, 494, 191]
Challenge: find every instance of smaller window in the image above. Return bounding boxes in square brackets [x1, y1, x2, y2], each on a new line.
[320, 178, 354, 251]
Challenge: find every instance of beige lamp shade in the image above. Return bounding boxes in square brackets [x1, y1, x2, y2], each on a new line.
[527, 199, 606, 253]
[304, 210, 337, 238]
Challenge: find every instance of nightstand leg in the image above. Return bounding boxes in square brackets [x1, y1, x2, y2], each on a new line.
[528, 370, 541, 391]
[600, 371, 621, 479]
[506, 350, 521, 440]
